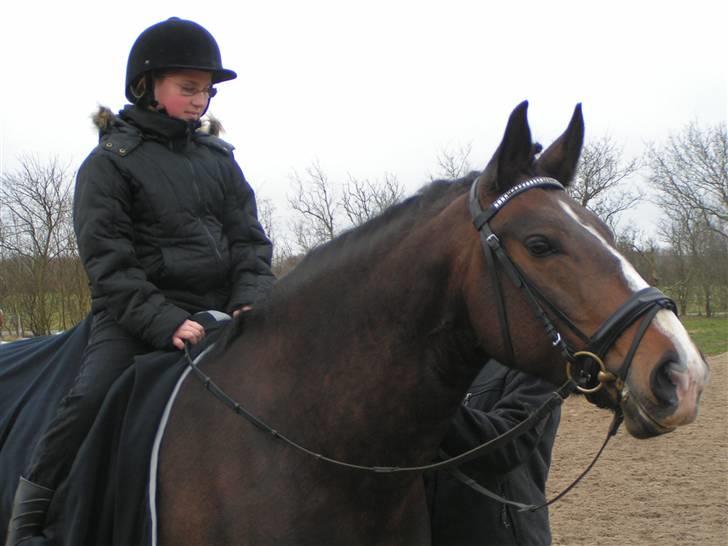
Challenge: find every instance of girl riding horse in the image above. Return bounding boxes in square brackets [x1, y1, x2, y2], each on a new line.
[4, 17, 275, 546]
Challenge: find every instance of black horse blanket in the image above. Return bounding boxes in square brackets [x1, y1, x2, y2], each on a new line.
[0, 313, 226, 546]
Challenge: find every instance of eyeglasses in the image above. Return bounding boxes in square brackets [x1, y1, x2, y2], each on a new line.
[174, 82, 218, 98]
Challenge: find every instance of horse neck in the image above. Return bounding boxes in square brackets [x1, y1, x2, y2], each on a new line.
[231, 195, 484, 466]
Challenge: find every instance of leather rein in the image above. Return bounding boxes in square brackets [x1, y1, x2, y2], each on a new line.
[184, 176, 677, 509]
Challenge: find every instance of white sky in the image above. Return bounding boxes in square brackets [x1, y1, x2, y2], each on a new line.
[1, 0, 726, 239]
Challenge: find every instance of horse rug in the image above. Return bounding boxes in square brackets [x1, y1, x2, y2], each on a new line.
[0, 314, 223, 546]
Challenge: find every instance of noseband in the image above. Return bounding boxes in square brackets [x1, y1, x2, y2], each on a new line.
[468, 176, 677, 401]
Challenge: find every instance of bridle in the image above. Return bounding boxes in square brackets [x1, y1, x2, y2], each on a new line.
[468, 175, 677, 402]
[451, 175, 680, 511]
[183, 175, 678, 510]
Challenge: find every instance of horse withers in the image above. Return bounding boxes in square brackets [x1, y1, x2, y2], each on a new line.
[157, 102, 708, 545]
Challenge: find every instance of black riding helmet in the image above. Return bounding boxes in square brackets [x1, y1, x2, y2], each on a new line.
[125, 17, 237, 104]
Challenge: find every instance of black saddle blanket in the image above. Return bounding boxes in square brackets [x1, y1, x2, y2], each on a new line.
[0, 314, 221, 546]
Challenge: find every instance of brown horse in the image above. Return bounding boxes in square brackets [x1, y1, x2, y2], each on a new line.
[156, 102, 708, 546]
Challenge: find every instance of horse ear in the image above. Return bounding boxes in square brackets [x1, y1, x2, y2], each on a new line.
[478, 101, 533, 193]
[535, 103, 584, 186]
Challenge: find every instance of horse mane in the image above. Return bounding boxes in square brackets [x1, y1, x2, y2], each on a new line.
[210, 171, 480, 353]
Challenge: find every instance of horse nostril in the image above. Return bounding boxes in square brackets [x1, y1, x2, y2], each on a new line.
[651, 360, 681, 407]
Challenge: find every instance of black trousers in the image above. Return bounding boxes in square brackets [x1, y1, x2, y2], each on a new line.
[25, 312, 154, 489]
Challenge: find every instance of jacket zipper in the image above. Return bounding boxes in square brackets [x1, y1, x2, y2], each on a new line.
[463, 385, 493, 405]
[183, 155, 223, 261]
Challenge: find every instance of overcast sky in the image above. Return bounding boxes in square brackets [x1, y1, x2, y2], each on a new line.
[1, 0, 725, 238]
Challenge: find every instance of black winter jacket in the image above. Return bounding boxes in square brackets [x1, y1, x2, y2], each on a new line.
[426, 361, 561, 546]
[74, 105, 275, 350]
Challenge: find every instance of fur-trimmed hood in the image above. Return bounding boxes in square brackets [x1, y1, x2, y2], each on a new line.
[91, 106, 224, 136]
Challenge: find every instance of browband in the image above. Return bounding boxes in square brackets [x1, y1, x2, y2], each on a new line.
[469, 176, 565, 230]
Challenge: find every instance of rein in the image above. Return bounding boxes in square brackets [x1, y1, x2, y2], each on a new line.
[184, 338, 571, 474]
[183, 342, 615, 511]
[446, 410, 623, 513]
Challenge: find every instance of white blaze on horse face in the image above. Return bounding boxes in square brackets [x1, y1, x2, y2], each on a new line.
[653, 312, 709, 389]
[558, 201, 707, 387]
[557, 202, 647, 291]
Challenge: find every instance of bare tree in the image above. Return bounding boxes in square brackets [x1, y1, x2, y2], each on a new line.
[287, 162, 407, 255]
[568, 136, 642, 228]
[647, 121, 728, 240]
[342, 173, 403, 226]
[53, 239, 90, 329]
[255, 194, 300, 275]
[657, 203, 727, 317]
[256, 195, 283, 262]
[615, 226, 660, 286]
[0, 155, 76, 334]
[288, 161, 340, 252]
[256, 196, 275, 243]
[699, 229, 728, 316]
[646, 122, 728, 315]
[432, 142, 473, 180]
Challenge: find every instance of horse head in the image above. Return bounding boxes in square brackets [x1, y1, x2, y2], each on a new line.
[464, 101, 709, 438]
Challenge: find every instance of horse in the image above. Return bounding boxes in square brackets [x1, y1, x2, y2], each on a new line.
[156, 102, 709, 546]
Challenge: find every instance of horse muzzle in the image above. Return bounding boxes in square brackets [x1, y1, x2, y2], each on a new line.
[621, 355, 708, 438]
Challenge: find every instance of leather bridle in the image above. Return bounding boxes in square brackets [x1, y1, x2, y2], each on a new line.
[468, 176, 677, 403]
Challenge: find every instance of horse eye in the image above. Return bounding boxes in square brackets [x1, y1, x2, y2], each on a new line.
[525, 236, 555, 257]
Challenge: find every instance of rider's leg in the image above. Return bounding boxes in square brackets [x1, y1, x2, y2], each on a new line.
[5, 314, 153, 545]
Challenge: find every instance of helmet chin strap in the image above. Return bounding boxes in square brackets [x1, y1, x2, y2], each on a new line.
[130, 73, 159, 109]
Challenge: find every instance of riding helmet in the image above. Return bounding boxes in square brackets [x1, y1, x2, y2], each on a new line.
[125, 17, 237, 103]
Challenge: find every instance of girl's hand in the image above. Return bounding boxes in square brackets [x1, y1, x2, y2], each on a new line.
[172, 319, 206, 350]
[232, 305, 252, 317]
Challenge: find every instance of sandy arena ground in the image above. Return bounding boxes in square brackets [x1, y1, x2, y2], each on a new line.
[547, 353, 727, 546]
